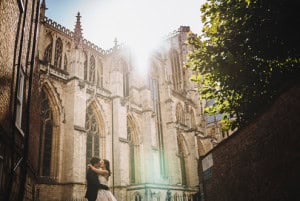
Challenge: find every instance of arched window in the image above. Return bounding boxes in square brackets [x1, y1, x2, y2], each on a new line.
[43, 43, 52, 64]
[177, 133, 187, 185]
[176, 103, 185, 125]
[97, 60, 103, 88]
[122, 60, 129, 97]
[174, 193, 180, 201]
[134, 193, 142, 201]
[86, 106, 100, 164]
[150, 77, 166, 177]
[89, 55, 96, 83]
[54, 38, 63, 68]
[64, 53, 68, 71]
[84, 52, 88, 81]
[128, 124, 135, 183]
[127, 116, 140, 184]
[170, 49, 182, 90]
[39, 88, 53, 176]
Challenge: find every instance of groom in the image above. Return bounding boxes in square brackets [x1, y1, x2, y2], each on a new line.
[85, 157, 109, 201]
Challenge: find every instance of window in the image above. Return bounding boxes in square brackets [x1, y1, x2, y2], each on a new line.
[177, 133, 187, 185]
[127, 124, 135, 183]
[97, 61, 103, 88]
[123, 62, 129, 97]
[150, 78, 166, 177]
[127, 116, 141, 183]
[86, 107, 100, 164]
[134, 193, 142, 201]
[174, 193, 179, 201]
[43, 43, 52, 64]
[170, 50, 182, 90]
[84, 52, 88, 81]
[54, 38, 63, 68]
[39, 88, 53, 176]
[16, 68, 25, 129]
[64, 53, 68, 71]
[89, 56, 95, 83]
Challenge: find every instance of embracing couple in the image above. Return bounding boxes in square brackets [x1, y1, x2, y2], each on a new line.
[85, 157, 117, 201]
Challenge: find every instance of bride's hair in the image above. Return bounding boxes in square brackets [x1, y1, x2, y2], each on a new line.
[103, 159, 111, 177]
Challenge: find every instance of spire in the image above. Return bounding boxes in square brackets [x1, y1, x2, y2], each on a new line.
[40, 0, 47, 19]
[41, 0, 46, 9]
[74, 12, 83, 48]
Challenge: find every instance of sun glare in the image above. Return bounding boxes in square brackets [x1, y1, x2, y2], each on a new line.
[85, 0, 168, 76]
[47, 0, 204, 76]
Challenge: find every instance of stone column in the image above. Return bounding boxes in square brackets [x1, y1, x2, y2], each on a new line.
[109, 58, 127, 198]
[61, 78, 87, 184]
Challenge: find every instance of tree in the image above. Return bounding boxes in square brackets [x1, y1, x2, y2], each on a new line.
[186, 0, 300, 130]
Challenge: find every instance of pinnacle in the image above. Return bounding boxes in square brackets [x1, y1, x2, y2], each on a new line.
[74, 12, 83, 48]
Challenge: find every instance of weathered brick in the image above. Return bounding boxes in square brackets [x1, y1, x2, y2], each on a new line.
[201, 82, 300, 201]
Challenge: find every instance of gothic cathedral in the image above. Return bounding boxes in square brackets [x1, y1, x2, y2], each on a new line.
[35, 3, 227, 201]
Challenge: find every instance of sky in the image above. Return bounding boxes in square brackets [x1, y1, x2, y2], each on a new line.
[46, 0, 204, 49]
[45, 0, 205, 74]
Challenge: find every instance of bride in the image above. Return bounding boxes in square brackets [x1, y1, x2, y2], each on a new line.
[88, 159, 117, 201]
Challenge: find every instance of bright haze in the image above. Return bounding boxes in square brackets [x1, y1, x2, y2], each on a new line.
[46, 0, 205, 75]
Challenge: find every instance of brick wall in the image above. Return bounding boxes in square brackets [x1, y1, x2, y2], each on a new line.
[201, 82, 300, 201]
[0, 0, 40, 199]
[0, 0, 19, 129]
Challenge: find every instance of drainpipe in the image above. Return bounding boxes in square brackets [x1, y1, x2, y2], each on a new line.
[18, 0, 40, 200]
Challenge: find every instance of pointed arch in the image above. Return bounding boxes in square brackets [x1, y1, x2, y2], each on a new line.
[127, 114, 141, 184]
[173, 193, 180, 201]
[127, 115, 140, 145]
[40, 80, 64, 115]
[39, 82, 62, 179]
[86, 101, 106, 164]
[177, 133, 189, 185]
[54, 37, 63, 68]
[86, 98, 109, 133]
[132, 192, 142, 201]
[43, 33, 53, 64]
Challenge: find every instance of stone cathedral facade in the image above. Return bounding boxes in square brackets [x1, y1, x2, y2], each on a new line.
[35, 3, 229, 201]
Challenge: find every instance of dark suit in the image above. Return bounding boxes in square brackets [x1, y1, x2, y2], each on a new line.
[85, 168, 109, 201]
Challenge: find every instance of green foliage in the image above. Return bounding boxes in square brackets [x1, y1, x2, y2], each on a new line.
[186, 0, 300, 130]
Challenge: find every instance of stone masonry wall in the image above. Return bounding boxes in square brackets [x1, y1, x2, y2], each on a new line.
[201, 82, 300, 201]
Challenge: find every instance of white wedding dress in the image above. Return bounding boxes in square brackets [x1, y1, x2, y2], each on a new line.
[96, 175, 117, 201]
